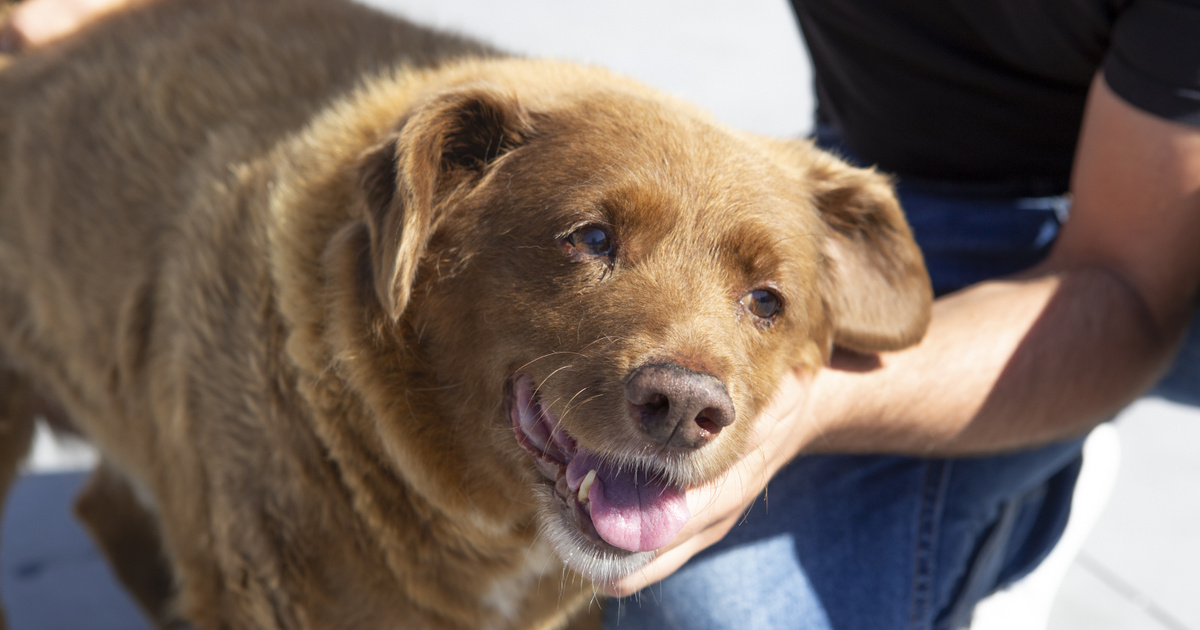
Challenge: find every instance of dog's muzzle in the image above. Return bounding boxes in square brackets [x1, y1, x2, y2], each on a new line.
[508, 374, 691, 553]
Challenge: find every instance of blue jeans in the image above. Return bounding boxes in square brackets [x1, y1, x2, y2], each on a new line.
[604, 134, 1200, 629]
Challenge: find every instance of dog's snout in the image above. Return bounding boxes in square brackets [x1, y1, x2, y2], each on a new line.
[625, 363, 734, 450]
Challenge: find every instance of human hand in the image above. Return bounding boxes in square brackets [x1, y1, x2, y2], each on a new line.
[600, 368, 818, 597]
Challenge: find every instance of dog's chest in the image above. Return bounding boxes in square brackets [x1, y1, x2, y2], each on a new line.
[480, 542, 565, 629]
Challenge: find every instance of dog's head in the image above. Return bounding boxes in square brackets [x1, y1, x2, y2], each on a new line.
[333, 64, 930, 583]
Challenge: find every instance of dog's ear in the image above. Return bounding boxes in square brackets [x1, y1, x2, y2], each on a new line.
[358, 86, 531, 321]
[810, 152, 933, 354]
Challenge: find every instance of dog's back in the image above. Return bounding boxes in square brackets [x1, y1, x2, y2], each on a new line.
[0, 0, 488, 377]
[0, 0, 498, 468]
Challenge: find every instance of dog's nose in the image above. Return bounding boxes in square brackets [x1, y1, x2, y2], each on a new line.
[625, 363, 734, 450]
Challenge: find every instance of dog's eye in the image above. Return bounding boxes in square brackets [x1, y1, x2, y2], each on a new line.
[563, 225, 614, 259]
[741, 289, 781, 321]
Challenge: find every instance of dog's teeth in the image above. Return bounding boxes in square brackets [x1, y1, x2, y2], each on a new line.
[578, 469, 597, 503]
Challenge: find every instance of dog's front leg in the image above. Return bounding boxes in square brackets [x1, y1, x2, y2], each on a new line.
[75, 461, 182, 628]
[0, 368, 37, 630]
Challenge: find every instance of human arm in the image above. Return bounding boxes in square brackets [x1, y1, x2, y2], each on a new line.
[603, 74, 1200, 595]
[807, 74, 1200, 454]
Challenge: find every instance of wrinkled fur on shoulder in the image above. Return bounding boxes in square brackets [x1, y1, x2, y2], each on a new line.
[0, 0, 931, 628]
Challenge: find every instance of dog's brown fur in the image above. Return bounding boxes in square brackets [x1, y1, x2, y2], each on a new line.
[0, 0, 932, 628]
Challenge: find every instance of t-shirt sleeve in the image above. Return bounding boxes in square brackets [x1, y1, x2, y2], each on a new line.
[1103, 0, 1200, 126]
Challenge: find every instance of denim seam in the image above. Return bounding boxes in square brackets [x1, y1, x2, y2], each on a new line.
[943, 497, 1023, 628]
[908, 460, 951, 630]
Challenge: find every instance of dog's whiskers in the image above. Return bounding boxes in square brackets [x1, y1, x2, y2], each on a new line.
[531, 364, 572, 401]
[560, 388, 602, 423]
[559, 555, 570, 601]
[580, 335, 616, 350]
[513, 351, 588, 375]
[530, 364, 583, 433]
[543, 386, 588, 453]
[537, 393, 570, 459]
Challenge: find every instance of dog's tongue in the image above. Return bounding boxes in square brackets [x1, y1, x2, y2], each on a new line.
[566, 452, 689, 553]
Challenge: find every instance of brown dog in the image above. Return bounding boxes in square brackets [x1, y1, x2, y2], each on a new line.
[0, 0, 932, 628]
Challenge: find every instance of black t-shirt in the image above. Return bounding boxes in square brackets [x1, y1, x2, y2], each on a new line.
[790, 0, 1200, 184]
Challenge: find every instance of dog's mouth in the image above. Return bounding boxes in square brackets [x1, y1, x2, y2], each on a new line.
[507, 375, 689, 554]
